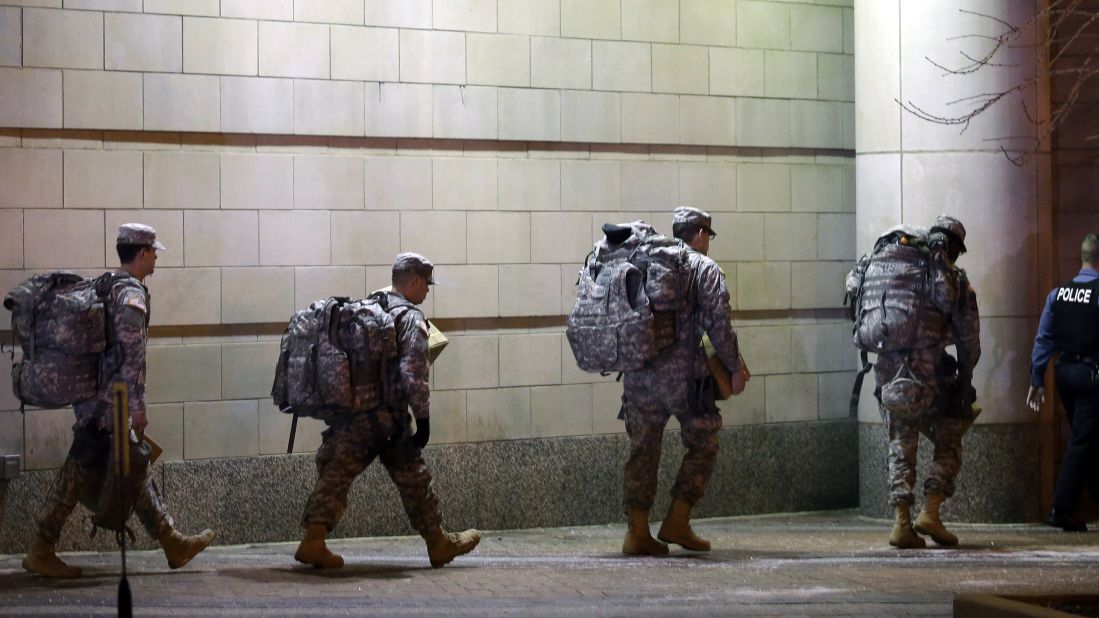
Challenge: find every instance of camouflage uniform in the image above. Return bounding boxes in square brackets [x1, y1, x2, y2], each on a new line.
[36, 271, 175, 544]
[622, 241, 741, 513]
[300, 290, 442, 534]
[873, 239, 981, 507]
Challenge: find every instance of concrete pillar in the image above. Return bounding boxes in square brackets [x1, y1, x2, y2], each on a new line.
[854, 0, 1052, 521]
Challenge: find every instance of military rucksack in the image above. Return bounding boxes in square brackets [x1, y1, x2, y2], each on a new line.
[566, 221, 690, 374]
[3, 271, 129, 409]
[271, 292, 402, 421]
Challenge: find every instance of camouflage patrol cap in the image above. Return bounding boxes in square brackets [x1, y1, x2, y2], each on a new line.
[673, 206, 712, 229]
[392, 252, 437, 284]
[930, 215, 967, 252]
[117, 223, 166, 250]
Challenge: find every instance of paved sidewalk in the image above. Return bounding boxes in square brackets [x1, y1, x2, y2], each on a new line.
[2, 510, 1098, 617]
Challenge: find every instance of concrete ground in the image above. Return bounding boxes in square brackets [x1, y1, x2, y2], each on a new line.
[1, 510, 1098, 617]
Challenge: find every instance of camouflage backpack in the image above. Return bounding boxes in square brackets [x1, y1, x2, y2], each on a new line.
[3, 271, 128, 409]
[271, 292, 401, 421]
[566, 221, 690, 374]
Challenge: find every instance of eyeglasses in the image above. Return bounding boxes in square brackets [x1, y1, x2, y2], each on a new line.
[702, 227, 717, 240]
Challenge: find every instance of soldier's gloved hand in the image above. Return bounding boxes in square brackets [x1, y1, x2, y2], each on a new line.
[1026, 386, 1045, 412]
[131, 410, 149, 432]
[411, 418, 431, 449]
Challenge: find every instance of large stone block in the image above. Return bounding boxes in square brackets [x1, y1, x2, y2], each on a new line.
[737, 0, 790, 50]
[184, 400, 259, 460]
[62, 70, 142, 130]
[294, 0, 362, 25]
[23, 8, 102, 70]
[0, 7, 20, 67]
[791, 4, 843, 53]
[294, 155, 364, 210]
[737, 324, 791, 376]
[498, 264, 560, 317]
[184, 210, 258, 266]
[0, 149, 62, 208]
[221, 267, 295, 323]
[499, 332, 562, 387]
[221, 76, 294, 134]
[146, 403, 184, 461]
[144, 73, 219, 132]
[0, 211, 20, 268]
[467, 387, 531, 441]
[365, 82, 432, 138]
[738, 163, 791, 212]
[24, 209, 103, 268]
[531, 212, 591, 263]
[592, 40, 651, 92]
[144, 0, 218, 16]
[145, 151, 220, 210]
[498, 159, 560, 211]
[818, 53, 854, 102]
[332, 25, 398, 82]
[146, 344, 222, 403]
[364, 0, 431, 28]
[294, 265, 366, 307]
[184, 16, 257, 75]
[468, 33, 529, 87]
[398, 210, 466, 264]
[766, 373, 817, 423]
[23, 407, 71, 470]
[364, 156, 432, 210]
[680, 95, 736, 147]
[790, 260, 847, 310]
[433, 0, 495, 32]
[708, 213, 764, 261]
[591, 381, 626, 434]
[428, 390, 467, 444]
[620, 161, 678, 211]
[763, 213, 817, 261]
[791, 322, 851, 373]
[764, 50, 817, 100]
[468, 211, 530, 263]
[735, 98, 790, 147]
[791, 164, 845, 213]
[621, 93, 679, 145]
[222, 341, 280, 400]
[652, 44, 707, 95]
[561, 90, 620, 143]
[433, 157, 496, 210]
[531, 384, 593, 437]
[710, 47, 764, 97]
[294, 80, 364, 136]
[622, 0, 677, 42]
[222, 0, 292, 20]
[817, 371, 855, 420]
[259, 21, 328, 79]
[433, 85, 497, 140]
[0, 68, 62, 128]
[530, 36, 590, 90]
[562, 160, 620, 211]
[64, 149, 142, 209]
[736, 262, 790, 310]
[104, 209, 184, 267]
[400, 29, 465, 84]
[561, 0, 620, 40]
[221, 153, 294, 210]
[680, 0, 735, 47]
[433, 334, 499, 390]
[791, 100, 843, 149]
[259, 211, 330, 266]
[146, 267, 221, 325]
[499, 0, 558, 36]
[431, 265, 497, 318]
[680, 162, 735, 212]
[817, 213, 855, 260]
[103, 12, 181, 71]
[498, 87, 560, 142]
[330, 211, 401, 266]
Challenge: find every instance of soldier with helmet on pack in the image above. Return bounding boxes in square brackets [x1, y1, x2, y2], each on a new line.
[567, 206, 744, 555]
[846, 215, 980, 549]
[293, 252, 480, 569]
[14, 224, 215, 578]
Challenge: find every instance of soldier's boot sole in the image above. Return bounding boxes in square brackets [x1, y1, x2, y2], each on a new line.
[913, 514, 958, 546]
[22, 553, 82, 578]
[622, 532, 670, 556]
[888, 524, 927, 549]
[657, 526, 711, 552]
[161, 529, 215, 570]
[427, 529, 481, 568]
[294, 540, 345, 569]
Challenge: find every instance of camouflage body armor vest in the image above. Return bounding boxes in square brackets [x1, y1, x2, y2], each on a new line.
[271, 292, 402, 420]
[4, 271, 129, 408]
[567, 221, 690, 374]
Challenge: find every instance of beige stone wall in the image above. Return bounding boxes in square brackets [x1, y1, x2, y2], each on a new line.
[0, 0, 855, 470]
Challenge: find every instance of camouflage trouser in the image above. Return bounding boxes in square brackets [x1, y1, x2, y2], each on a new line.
[875, 352, 964, 506]
[301, 407, 441, 534]
[621, 376, 722, 513]
[36, 429, 174, 545]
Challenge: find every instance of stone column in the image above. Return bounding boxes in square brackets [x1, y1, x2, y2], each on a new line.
[854, 0, 1052, 521]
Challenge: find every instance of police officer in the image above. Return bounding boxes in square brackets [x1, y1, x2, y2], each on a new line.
[23, 224, 215, 578]
[620, 206, 742, 555]
[856, 215, 980, 549]
[1027, 232, 1099, 532]
[295, 253, 480, 568]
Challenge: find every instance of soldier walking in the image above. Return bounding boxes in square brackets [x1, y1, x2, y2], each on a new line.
[22, 224, 215, 578]
[620, 207, 743, 555]
[295, 253, 480, 568]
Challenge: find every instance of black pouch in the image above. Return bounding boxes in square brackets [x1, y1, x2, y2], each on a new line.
[93, 433, 150, 534]
[687, 377, 720, 418]
[69, 425, 112, 469]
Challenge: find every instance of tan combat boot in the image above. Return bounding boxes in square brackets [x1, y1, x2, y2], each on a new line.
[294, 523, 344, 569]
[622, 509, 669, 556]
[422, 526, 481, 568]
[22, 537, 82, 578]
[657, 497, 711, 551]
[159, 527, 215, 569]
[889, 505, 927, 549]
[914, 493, 958, 546]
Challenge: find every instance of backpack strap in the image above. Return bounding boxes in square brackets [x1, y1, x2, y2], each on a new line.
[849, 350, 873, 419]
